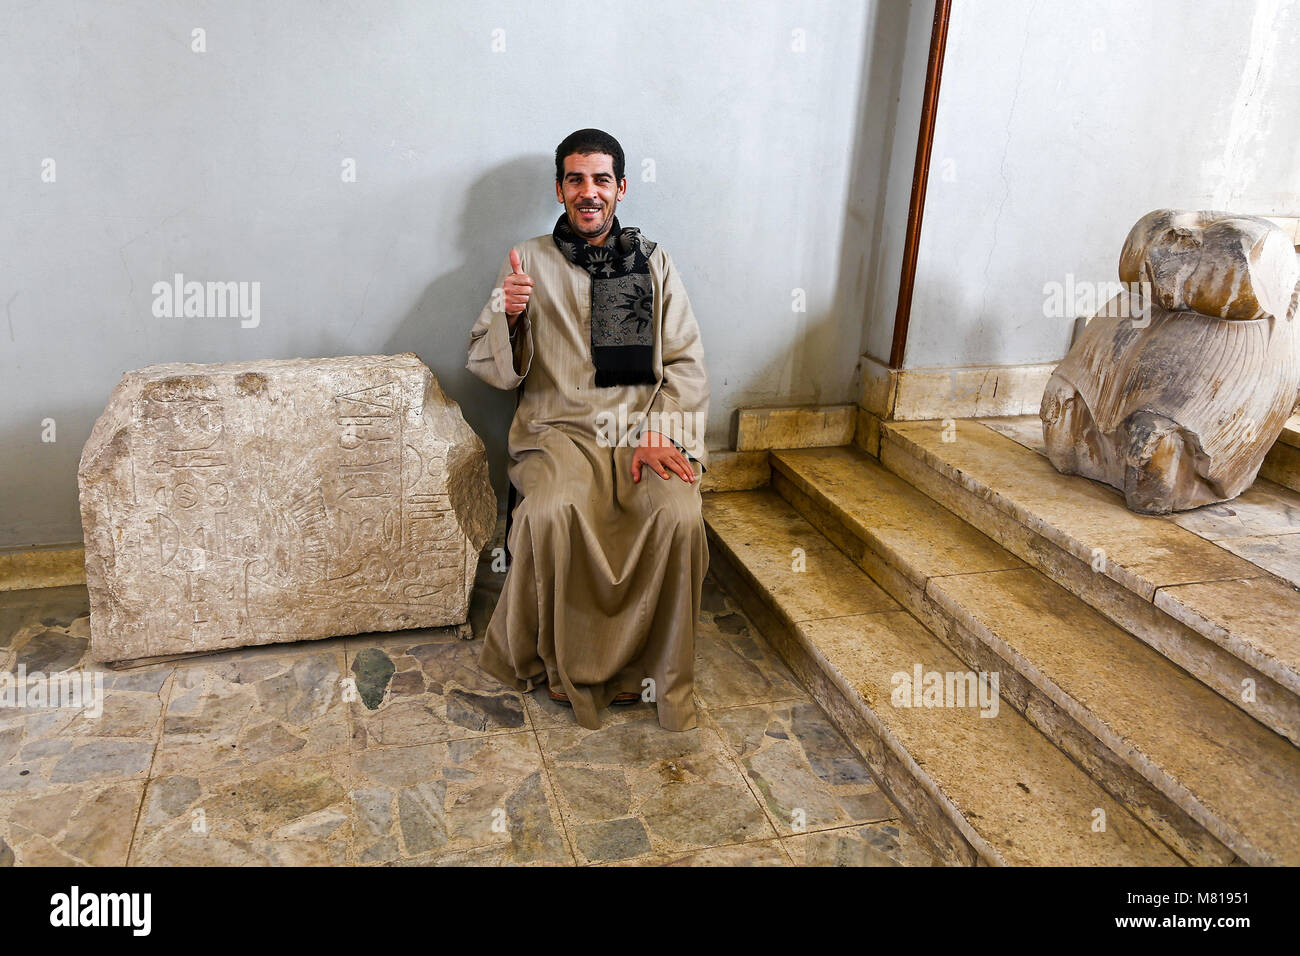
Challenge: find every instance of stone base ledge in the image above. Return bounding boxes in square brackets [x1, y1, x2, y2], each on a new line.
[698, 450, 770, 493]
[0, 545, 85, 592]
[734, 404, 856, 451]
[859, 353, 1057, 422]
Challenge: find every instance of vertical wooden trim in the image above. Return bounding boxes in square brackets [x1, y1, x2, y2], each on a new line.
[889, 0, 951, 370]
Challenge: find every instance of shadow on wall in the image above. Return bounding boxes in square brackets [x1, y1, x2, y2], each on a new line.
[0, 407, 88, 547]
[715, 304, 853, 450]
[383, 154, 556, 509]
[836, 0, 912, 380]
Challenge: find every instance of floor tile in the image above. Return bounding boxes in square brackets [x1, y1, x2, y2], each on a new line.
[1, 586, 90, 669]
[0, 672, 169, 793]
[348, 732, 569, 865]
[604, 837, 792, 866]
[534, 710, 776, 864]
[693, 613, 805, 710]
[706, 700, 897, 835]
[346, 635, 529, 748]
[0, 779, 144, 866]
[1168, 480, 1300, 540]
[133, 754, 353, 865]
[0, 567, 930, 867]
[783, 820, 937, 866]
[1211, 532, 1300, 587]
[154, 648, 349, 775]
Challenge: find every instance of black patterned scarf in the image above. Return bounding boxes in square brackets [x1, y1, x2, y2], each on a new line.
[552, 213, 658, 387]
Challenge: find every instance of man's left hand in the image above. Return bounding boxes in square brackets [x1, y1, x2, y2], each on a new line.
[632, 430, 696, 484]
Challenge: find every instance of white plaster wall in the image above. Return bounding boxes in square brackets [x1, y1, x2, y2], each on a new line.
[903, 0, 1300, 369]
[857, 0, 938, 366]
[0, 0, 883, 547]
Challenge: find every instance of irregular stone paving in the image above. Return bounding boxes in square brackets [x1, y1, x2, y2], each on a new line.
[0, 523, 934, 867]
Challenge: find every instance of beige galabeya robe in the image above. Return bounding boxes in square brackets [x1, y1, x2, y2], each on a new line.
[465, 232, 710, 731]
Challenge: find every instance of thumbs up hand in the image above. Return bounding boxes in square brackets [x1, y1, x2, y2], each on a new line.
[504, 249, 533, 325]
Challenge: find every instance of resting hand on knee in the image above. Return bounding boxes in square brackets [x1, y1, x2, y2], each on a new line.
[631, 430, 696, 484]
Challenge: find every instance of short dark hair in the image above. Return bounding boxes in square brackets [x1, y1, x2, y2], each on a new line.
[555, 128, 625, 183]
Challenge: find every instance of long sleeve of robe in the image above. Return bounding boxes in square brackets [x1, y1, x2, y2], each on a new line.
[465, 235, 710, 731]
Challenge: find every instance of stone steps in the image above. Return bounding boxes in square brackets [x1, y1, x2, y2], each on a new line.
[1261, 415, 1300, 494]
[977, 413, 1300, 592]
[879, 419, 1300, 746]
[765, 445, 1300, 866]
[702, 487, 1184, 866]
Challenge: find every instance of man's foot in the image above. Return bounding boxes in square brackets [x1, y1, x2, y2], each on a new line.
[611, 692, 640, 706]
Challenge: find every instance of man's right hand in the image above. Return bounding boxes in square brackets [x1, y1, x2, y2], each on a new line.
[504, 248, 533, 326]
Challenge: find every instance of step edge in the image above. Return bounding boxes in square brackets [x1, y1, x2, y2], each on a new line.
[700, 510, 1009, 865]
[1151, 583, 1300, 697]
[880, 424, 1300, 694]
[769, 447, 1024, 588]
[880, 430, 1300, 745]
[757, 475, 1238, 864]
[924, 571, 1294, 867]
[753, 470, 1281, 864]
[704, 530, 988, 865]
[768, 451, 934, 594]
[881, 422, 1185, 600]
[704, 495, 1181, 867]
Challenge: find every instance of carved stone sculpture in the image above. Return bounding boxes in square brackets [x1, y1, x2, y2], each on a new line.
[78, 354, 496, 662]
[1042, 209, 1300, 514]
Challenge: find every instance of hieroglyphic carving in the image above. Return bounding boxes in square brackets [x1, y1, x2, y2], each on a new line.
[79, 354, 496, 662]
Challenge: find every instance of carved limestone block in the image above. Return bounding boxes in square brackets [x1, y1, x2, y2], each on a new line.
[1042, 210, 1300, 514]
[78, 354, 496, 662]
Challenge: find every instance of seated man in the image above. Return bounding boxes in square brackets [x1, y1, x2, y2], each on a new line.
[465, 128, 710, 731]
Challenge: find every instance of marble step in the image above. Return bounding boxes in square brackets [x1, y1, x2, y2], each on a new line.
[702, 487, 1183, 866]
[1261, 415, 1300, 494]
[769, 445, 1300, 866]
[878, 419, 1300, 746]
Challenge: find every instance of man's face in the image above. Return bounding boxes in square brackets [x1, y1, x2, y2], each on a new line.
[555, 152, 627, 245]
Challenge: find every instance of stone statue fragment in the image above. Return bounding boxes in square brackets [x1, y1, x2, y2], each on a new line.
[1042, 209, 1300, 514]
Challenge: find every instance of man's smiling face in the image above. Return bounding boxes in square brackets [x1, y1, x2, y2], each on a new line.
[555, 152, 627, 246]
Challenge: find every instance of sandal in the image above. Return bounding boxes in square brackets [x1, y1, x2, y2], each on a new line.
[535, 668, 639, 707]
[530, 673, 572, 706]
[545, 686, 639, 707]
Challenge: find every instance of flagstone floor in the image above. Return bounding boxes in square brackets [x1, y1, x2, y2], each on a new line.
[0, 525, 934, 867]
